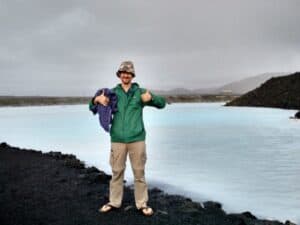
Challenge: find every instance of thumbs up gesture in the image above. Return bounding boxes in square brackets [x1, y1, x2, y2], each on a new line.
[141, 90, 152, 103]
[94, 92, 110, 106]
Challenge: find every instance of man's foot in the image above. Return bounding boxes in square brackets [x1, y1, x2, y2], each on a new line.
[99, 203, 117, 213]
[139, 206, 154, 216]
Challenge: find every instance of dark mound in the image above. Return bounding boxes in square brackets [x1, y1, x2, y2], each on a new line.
[225, 72, 300, 109]
[0, 142, 294, 225]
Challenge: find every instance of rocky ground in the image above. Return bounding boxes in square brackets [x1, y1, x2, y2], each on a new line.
[0, 142, 296, 225]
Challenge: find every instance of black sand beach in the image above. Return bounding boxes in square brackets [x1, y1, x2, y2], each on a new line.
[0, 142, 295, 225]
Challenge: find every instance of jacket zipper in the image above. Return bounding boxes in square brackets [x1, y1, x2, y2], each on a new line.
[122, 91, 129, 142]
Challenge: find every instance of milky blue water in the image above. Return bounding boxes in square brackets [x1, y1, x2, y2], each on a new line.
[0, 103, 299, 223]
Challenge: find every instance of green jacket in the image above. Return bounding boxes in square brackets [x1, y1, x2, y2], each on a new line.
[89, 83, 166, 143]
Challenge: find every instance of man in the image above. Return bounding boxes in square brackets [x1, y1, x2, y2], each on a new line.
[89, 61, 166, 216]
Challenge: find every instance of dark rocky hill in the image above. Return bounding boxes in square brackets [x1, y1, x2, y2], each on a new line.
[225, 72, 300, 109]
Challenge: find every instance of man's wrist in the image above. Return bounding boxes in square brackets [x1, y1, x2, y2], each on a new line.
[92, 97, 98, 105]
[150, 94, 154, 102]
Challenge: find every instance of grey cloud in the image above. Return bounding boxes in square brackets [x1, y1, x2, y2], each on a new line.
[1, 0, 300, 95]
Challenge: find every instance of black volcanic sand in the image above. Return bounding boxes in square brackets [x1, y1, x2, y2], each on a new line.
[0, 142, 296, 225]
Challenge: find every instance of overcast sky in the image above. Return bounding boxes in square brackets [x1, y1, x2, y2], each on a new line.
[1, 0, 300, 96]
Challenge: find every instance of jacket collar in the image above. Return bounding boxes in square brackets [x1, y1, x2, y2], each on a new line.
[116, 82, 139, 94]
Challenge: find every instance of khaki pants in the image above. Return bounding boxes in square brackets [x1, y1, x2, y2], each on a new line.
[108, 141, 148, 209]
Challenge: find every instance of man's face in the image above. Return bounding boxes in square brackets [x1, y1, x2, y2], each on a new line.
[119, 72, 133, 85]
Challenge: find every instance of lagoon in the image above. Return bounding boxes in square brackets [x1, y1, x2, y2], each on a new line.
[0, 103, 299, 223]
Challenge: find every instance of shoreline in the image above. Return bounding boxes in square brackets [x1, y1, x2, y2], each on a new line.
[0, 142, 296, 225]
[0, 95, 238, 107]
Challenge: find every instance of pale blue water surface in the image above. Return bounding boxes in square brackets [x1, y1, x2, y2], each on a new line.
[0, 103, 299, 223]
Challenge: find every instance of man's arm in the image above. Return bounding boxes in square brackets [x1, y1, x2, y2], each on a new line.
[89, 91, 110, 113]
[141, 89, 166, 109]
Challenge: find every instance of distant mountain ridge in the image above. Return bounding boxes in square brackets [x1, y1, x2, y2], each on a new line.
[214, 72, 289, 94]
[154, 72, 290, 95]
[1, 72, 292, 97]
[225, 72, 300, 109]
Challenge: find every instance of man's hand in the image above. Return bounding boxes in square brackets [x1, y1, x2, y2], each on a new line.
[94, 92, 110, 106]
[141, 90, 152, 103]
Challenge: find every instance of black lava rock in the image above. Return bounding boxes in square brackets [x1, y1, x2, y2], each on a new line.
[0, 143, 292, 225]
[226, 72, 300, 109]
[203, 201, 222, 210]
[0, 142, 9, 148]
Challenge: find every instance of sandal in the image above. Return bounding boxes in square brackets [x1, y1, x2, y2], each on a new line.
[139, 206, 154, 216]
[99, 203, 117, 213]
